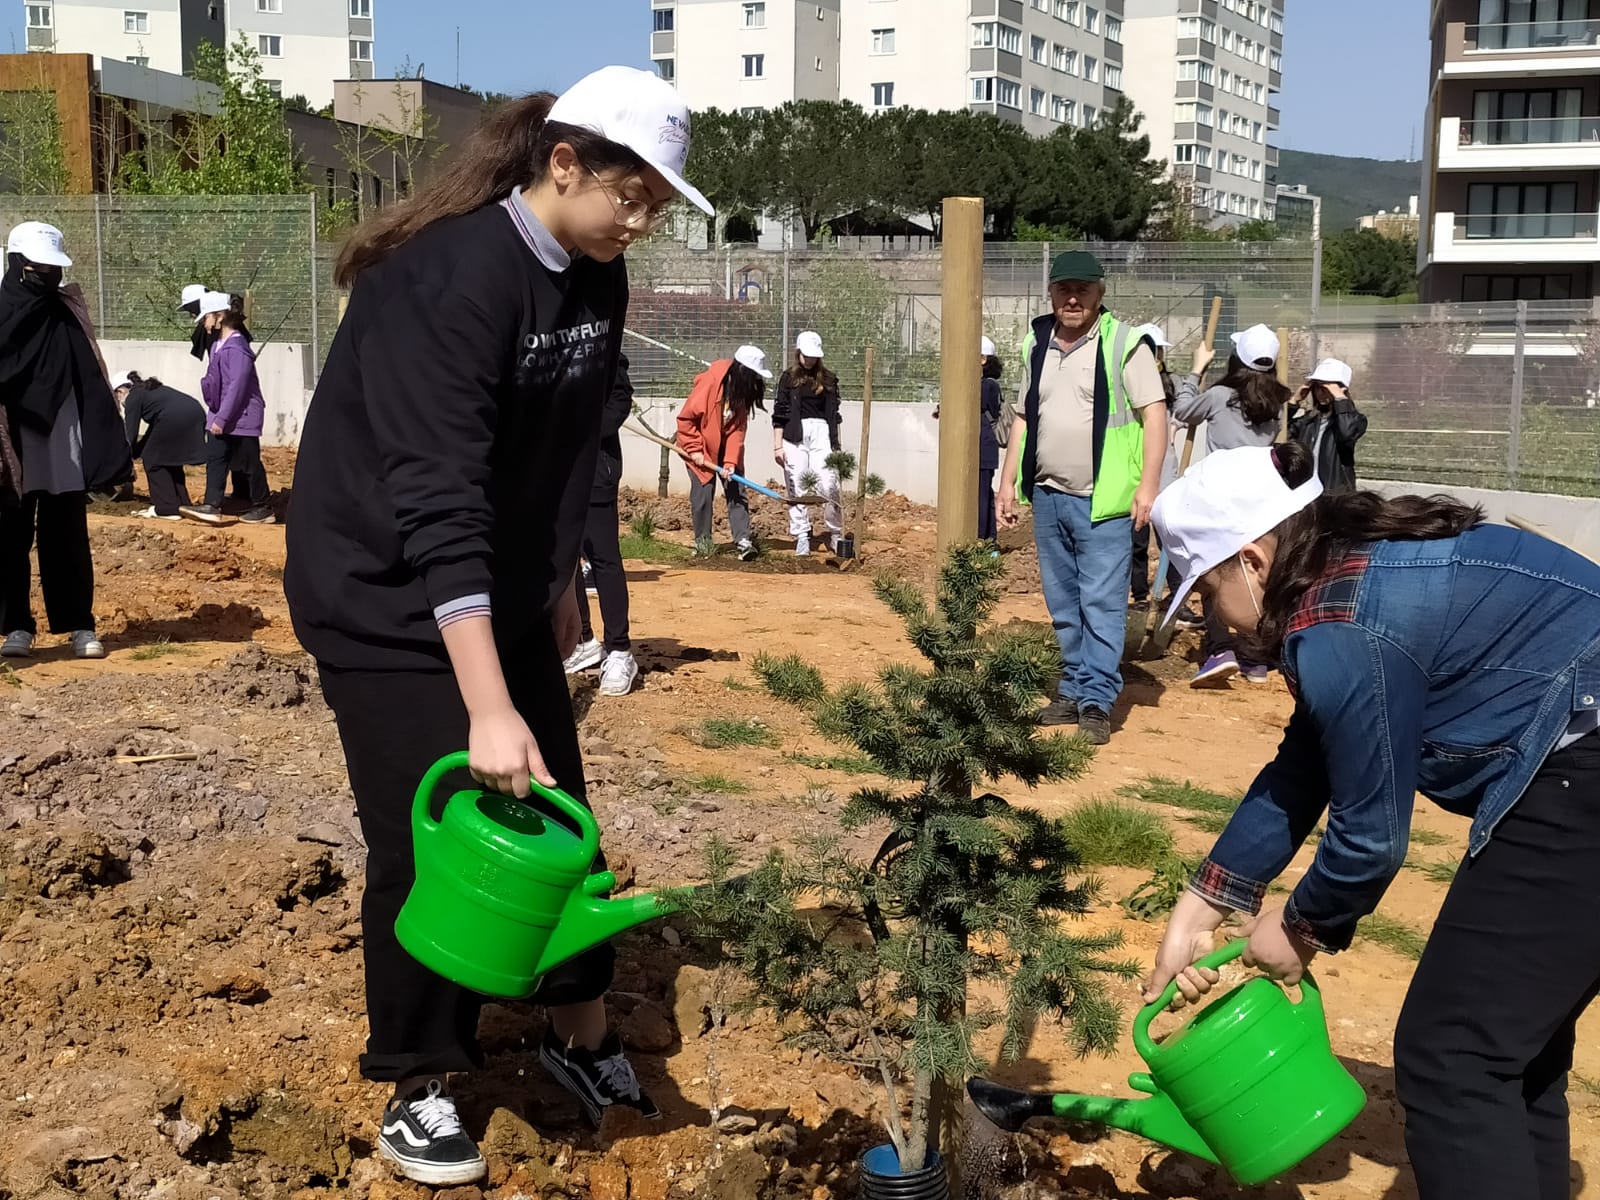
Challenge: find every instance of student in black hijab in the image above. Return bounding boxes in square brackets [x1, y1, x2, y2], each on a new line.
[0, 222, 132, 661]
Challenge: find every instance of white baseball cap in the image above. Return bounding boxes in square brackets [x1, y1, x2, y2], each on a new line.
[734, 344, 772, 379]
[196, 290, 232, 319]
[1307, 358, 1353, 388]
[1136, 323, 1174, 350]
[7, 221, 72, 268]
[980, 336, 997, 358]
[796, 331, 824, 359]
[1230, 324, 1280, 372]
[109, 370, 132, 391]
[178, 283, 208, 309]
[547, 65, 714, 216]
[1152, 446, 1323, 628]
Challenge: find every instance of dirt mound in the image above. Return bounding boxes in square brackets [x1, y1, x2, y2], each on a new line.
[203, 647, 313, 708]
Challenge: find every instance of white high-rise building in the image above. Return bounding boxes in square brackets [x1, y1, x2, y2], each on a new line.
[23, 0, 374, 108]
[1119, 0, 1283, 224]
[652, 0, 1124, 137]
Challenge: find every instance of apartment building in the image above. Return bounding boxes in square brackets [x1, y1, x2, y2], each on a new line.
[651, 0, 1124, 137]
[1119, 0, 1283, 225]
[23, 0, 373, 108]
[1418, 0, 1600, 301]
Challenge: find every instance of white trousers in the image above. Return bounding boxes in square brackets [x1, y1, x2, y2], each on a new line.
[783, 417, 843, 539]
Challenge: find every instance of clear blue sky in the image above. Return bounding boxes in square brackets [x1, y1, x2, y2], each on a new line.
[4, 0, 1427, 161]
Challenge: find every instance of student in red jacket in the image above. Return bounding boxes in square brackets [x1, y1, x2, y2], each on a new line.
[676, 344, 770, 561]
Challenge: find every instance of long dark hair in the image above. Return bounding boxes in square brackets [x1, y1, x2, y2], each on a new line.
[982, 355, 1004, 380]
[1217, 353, 1292, 428]
[789, 350, 832, 395]
[124, 370, 162, 390]
[335, 94, 647, 287]
[1252, 440, 1483, 657]
[723, 361, 767, 412]
[1307, 381, 1343, 412]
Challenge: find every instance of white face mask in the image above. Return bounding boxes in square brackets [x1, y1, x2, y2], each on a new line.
[1238, 550, 1262, 620]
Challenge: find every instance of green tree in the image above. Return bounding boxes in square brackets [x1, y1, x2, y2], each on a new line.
[1322, 228, 1418, 297]
[676, 547, 1136, 1181]
[115, 36, 304, 195]
[1023, 100, 1168, 241]
[1234, 218, 1281, 242]
[684, 107, 764, 237]
[0, 88, 71, 194]
[752, 100, 875, 240]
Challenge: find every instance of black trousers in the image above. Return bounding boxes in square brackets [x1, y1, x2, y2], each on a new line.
[318, 632, 614, 1084]
[1395, 735, 1600, 1200]
[578, 495, 630, 652]
[145, 464, 191, 516]
[1130, 524, 1183, 604]
[0, 492, 94, 635]
[977, 469, 996, 541]
[204, 434, 270, 509]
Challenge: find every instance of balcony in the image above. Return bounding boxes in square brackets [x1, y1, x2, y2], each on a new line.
[1430, 209, 1600, 265]
[1437, 114, 1600, 170]
[1466, 20, 1600, 51]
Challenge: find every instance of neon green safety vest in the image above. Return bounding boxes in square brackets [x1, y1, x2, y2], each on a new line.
[1014, 312, 1149, 522]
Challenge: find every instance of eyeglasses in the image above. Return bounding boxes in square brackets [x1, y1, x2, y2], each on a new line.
[587, 169, 673, 233]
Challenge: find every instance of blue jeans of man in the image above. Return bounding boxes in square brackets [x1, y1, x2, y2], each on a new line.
[1032, 487, 1131, 714]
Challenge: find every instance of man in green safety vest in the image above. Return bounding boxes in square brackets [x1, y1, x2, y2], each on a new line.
[998, 250, 1168, 745]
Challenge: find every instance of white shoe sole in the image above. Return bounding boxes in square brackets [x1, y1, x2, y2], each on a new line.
[376, 1141, 486, 1186]
[1190, 663, 1239, 688]
[599, 672, 638, 697]
[179, 508, 227, 526]
[564, 645, 604, 674]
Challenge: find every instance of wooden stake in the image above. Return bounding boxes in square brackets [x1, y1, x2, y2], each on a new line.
[936, 198, 984, 558]
[114, 752, 199, 765]
[854, 344, 876, 542]
[1276, 325, 1291, 443]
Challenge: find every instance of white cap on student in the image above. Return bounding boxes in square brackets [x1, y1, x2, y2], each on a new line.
[1152, 446, 1323, 628]
[1307, 357, 1353, 388]
[7, 221, 72, 268]
[796, 330, 824, 359]
[1230, 324, 1280, 372]
[547, 65, 714, 216]
[178, 283, 208, 309]
[1136, 323, 1174, 350]
[734, 344, 773, 379]
[109, 370, 132, 391]
[980, 336, 996, 358]
[196, 290, 232, 319]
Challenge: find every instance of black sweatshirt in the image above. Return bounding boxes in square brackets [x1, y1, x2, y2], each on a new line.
[124, 384, 206, 467]
[284, 199, 628, 670]
[592, 352, 632, 504]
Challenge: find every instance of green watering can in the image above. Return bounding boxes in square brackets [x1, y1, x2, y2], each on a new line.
[395, 752, 675, 999]
[968, 941, 1366, 1186]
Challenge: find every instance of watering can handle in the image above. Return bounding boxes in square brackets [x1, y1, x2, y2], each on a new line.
[1133, 938, 1324, 1061]
[412, 752, 601, 860]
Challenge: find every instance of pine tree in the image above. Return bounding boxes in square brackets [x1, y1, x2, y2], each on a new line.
[676, 545, 1138, 1177]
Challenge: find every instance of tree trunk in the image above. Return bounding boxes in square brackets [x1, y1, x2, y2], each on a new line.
[905, 1069, 931, 1173]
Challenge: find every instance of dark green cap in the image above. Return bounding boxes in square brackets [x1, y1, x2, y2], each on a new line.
[1049, 250, 1105, 283]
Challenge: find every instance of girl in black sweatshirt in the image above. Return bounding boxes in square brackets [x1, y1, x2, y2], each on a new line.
[283, 67, 713, 1188]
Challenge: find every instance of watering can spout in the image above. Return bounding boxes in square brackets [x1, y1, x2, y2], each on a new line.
[1050, 1077, 1219, 1165]
[534, 877, 678, 978]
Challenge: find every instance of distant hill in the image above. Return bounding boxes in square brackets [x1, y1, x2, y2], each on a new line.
[1277, 149, 1424, 234]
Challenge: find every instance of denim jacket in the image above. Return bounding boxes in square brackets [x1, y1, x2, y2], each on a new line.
[1192, 524, 1600, 953]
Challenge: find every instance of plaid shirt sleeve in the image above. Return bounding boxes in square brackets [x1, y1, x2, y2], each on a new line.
[1189, 858, 1270, 914]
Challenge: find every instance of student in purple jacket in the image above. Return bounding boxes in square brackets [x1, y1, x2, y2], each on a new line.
[181, 291, 273, 525]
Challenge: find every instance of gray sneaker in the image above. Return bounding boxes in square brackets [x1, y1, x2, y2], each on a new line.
[0, 630, 33, 659]
[71, 631, 106, 660]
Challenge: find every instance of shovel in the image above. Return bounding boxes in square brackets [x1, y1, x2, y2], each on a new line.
[1130, 425, 1198, 661]
[626, 420, 826, 505]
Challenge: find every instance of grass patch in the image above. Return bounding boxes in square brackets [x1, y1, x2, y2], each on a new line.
[1059, 798, 1175, 869]
[1406, 857, 1459, 885]
[127, 638, 189, 662]
[785, 750, 879, 775]
[692, 718, 779, 750]
[1408, 828, 1451, 847]
[1356, 912, 1427, 961]
[0, 665, 19, 688]
[678, 773, 750, 796]
[722, 676, 755, 693]
[1573, 1073, 1600, 1101]
[619, 532, 690, 563]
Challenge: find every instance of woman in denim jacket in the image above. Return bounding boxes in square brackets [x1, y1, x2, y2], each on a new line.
[1144, 440, 1600, 1200]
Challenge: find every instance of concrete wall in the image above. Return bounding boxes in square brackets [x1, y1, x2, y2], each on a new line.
[101, 339, 311, 445]
[1368, 478, 1600, 561]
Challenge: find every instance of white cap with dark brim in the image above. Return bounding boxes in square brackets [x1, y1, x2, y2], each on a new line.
[196, 290, 232, 319]
[178, 283, 208, 309]
[548, 65, 715, 216]
[734, 344, 773, 379]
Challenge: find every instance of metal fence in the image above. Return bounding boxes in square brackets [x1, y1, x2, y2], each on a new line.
[2, 193, 1594, 498]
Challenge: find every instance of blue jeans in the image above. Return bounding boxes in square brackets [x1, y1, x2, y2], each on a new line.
[1032, 488, 1131, 713]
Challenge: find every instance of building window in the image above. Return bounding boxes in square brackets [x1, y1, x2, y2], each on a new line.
[1467, 181, 1582, 238]
[349, 37, 371, 60]
[1051, 94, 1070, 122]
[1082, 103, 1097, 126]
[350, 0, 371, 13]
[26, 4, 50, 27]
[1082, 54, 1098, 82]
[124, 10, 148, 33]
[997, 22, 1021, 53]
[653, 8, 673, 31]
[1058, 0, 1078, 24]
[1084, 5, 1099, 33]
[870, 27, 895, 53]
[265, 78, 281, 94]
[739, 105, 762, 116]
[972, 76, 994, 102]
[654, 57, 675, 80]
[971, 21, 995, 46]
[1250, 160, 1261, 180]
[743, 2, 765, 27]
[815, 56, 823, 69]
[743, 52, 764, 77]
[1030, 86, 1046, 115]
[1270, 49, 1282, 72]
[997, 79, 1021, 109]
[258, 33, 281, 55]
[1057, 46, 1078, 74]
[1105, 16, 1121, 42]
[1177, 59, 1212, 83]
[1105, 64, 1122, 90]
[1178, 15, 1216, 40]
[128, 55, 148, 66]
[1030, 34, 1046, 62]
[872, 81, 895, 107]
[1174, 143, 1197, 163]
[257, 0, 280, 11]
[1462, 273, 1574, 301]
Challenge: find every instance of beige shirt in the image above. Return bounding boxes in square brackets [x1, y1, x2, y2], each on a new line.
[1012, 319, 1164, 496]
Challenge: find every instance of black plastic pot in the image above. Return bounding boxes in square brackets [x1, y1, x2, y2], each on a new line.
[859, 1145, 950, 1200]
[835, 533, 856, 560]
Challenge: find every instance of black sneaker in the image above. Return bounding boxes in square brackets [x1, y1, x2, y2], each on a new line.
[539, 1030, 661, 1128]
[240, 506, 276, 525]
[377, 1080, 486, 1186]
[179, 504, 228, 526]
[1038, 697, 1079, 726]
[736, 538, 759, 562]
[1079, 706, 1112, 745]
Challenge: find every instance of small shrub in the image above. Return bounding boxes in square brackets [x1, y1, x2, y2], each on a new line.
[1408, 828, 1450, 847]
[1059, 798, 1175, 869]
[619, 533, 690, 562]
[693, 718, 779, 749]
[784, 750, 878, 775]
[825, 450, 857, 482]
[752, 653, 827, 706]
[799, 469, 821, 493]
[630, 511, 657, 539]
[680, 773, 751, 796]
[1356, 912, 1427, 960]
[694, 535, 717, 558]
[1121, 854, 1200, 921]
[128, 638, 188, 662]
[863, 473, 886, 497]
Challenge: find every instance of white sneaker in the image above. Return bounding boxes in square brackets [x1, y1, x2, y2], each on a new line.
[132, 505, 157, 519]
[563, 638, 603, 674]
[598, 650, 639, 696]
[795, 534, 811, 557]
[72, 631, 106, 660]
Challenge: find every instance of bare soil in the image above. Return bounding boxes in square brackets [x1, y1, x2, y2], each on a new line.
[4, 451, 1598, 1200]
